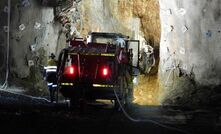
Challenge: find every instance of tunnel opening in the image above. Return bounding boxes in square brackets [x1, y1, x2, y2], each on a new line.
[130, 0, 161, 106]
[133, 46, 160, 106]
[79, 0, 162, 106]
[0, 0, 163, 106]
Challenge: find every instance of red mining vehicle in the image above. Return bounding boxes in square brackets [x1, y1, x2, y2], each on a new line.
[56, 32, 140, 108]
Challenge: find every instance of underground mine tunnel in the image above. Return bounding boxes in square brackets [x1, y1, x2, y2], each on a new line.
[0, 0, 221, 134]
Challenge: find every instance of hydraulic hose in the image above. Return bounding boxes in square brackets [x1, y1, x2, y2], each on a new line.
[113, 79, 193, 134]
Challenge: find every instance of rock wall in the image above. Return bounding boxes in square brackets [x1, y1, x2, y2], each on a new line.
[132, 0, 161, 46]
[0, 0, 8, 82]
[0, 0, 66, 93]
[80, 0, 134, 38]
[159, 0, 221, 107]
[80, 0, 161, 47]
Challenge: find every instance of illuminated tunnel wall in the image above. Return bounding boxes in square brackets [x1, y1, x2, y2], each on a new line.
[159, 0, 221, 107]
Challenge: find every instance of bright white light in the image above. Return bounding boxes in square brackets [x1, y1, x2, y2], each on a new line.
[133, 77, 138, 85]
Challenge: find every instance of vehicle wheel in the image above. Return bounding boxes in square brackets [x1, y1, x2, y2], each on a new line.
[114, 95, 127, 111]
[127, 87, 133, 104]
[123, 91, 128, 107]
[114, 77, 127, 111]
[121, 76, 129, 107]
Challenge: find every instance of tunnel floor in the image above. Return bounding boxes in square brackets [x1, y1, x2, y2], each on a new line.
[133, 47, 160, 106]
[133, 74, 159, 105]
[0, 89, 221, 134]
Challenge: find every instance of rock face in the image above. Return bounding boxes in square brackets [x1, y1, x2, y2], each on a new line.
[0, 0, 66, 93]
[80, 0, 135, 39]
[10, 1, 60, 77]
[132, 0, 161, 46]
[159, 0, 221, 107]
[0, 0, 8, 83]
[81, 0, 161, 46]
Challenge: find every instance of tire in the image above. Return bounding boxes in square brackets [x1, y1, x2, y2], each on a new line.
[114, 76, 127, 111]
[127, 87, 133, 104]
[114, 94, 127, 111]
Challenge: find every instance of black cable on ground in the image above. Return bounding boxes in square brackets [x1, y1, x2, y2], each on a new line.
[113, 87, 194, 134]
